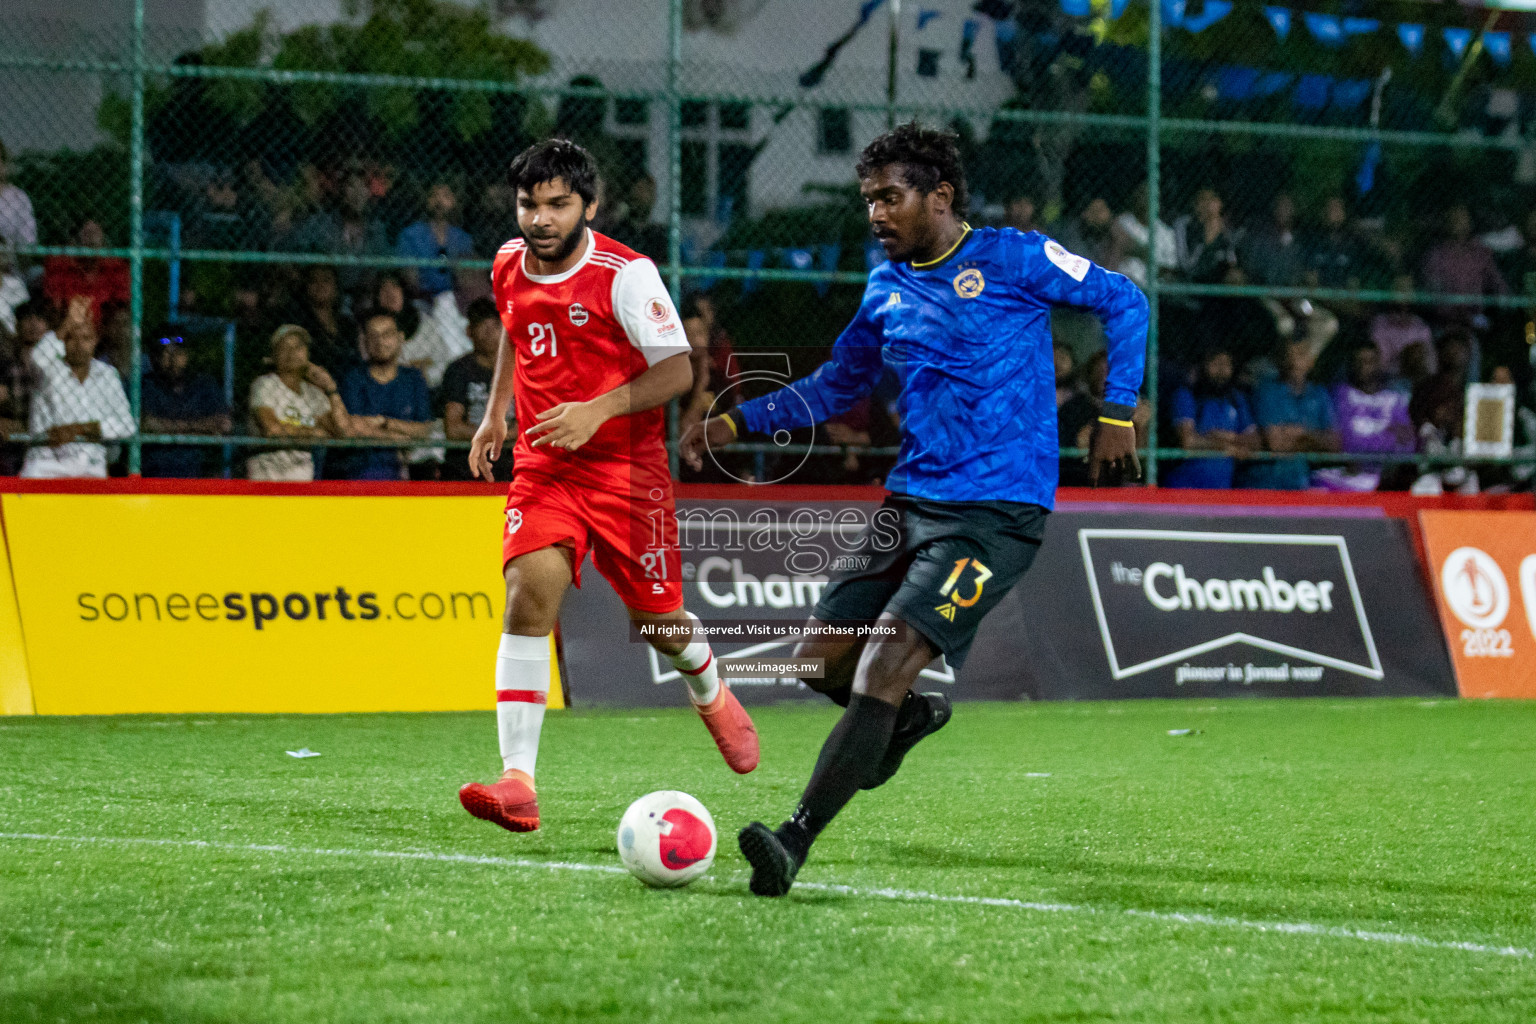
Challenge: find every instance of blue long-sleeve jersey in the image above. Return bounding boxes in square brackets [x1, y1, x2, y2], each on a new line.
[735, 226, 1148, 508]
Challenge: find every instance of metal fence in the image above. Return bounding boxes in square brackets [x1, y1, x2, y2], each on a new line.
[2, 0, 1535, 488]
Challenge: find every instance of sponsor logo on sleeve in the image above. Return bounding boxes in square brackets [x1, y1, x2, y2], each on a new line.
[646, 298, 670, 322]
[1045, 239, 1091, 282]
[1079, 529, 1383, 683]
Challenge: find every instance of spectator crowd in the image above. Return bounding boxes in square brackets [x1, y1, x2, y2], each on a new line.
[1023, 179, 1536, 494]
[0, 141, 553, 481]
[3, 130, 1536, 492]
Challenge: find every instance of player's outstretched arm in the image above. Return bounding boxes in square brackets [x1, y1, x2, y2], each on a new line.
[1021, 236, 1149, 484]
[679, 414, 736, 472]
[525, 351, 692, 453]
[687, 293, 885, 473]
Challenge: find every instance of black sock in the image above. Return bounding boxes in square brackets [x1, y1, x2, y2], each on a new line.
[786, 693, 900, 851]
[891, 689, 930, 737]
[819, 683, 853, 707]
[777, 809, 814, 864]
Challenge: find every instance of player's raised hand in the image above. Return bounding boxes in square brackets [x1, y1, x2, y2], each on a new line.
[1088, 418, 1141, 486]
[525, 400, 607, 452]
[679, 415, 737, 472]
[469, 415, 508, 480]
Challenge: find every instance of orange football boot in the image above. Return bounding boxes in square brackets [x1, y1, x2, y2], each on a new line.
[695, 684, 760, 774]
[459, 769, 540, 832]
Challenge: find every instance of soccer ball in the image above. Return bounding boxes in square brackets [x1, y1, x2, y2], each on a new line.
[616, 790, 716, 888]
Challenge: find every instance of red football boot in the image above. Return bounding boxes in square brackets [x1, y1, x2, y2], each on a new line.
[459, 769, 540, 832]
[695, 685, 760, 774]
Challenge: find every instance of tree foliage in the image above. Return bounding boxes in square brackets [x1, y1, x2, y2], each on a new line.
[193, 0, 548, 142]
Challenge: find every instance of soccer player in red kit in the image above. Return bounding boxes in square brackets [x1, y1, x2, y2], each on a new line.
[457, 138, 759, 834]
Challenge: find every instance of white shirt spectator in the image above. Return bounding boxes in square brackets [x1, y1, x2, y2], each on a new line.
[1480, 224, 1524, 255]
[422, 290, 475, 380]
[1114, 211, 1177, 290]
[247, 373, 332, 481]
[399, 311, 462, 390]
[0, 183, 36, 250]
[28, 330, 67, 381]
[393, 293, 477, 469]
[0, 270, 25, 335]
[21, 358, 133, 478]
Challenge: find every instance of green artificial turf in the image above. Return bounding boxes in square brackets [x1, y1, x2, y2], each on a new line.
[2, 698, 1534, 1023]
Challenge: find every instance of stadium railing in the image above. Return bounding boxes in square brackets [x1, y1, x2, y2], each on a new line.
[2, 0, 1532, 486]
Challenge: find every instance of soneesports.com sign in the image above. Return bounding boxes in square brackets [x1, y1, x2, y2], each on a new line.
[1079, 529, 1384, 683]
[1, 492, 520, 715]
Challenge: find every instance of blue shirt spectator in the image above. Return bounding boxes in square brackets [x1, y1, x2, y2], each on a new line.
[140, 329, 230, 478]
[1245, 340, 1340, 490]
[289, 173, 390, 305]
[396, 182, 474, 299]
[338, 312, 435, 480]
[1164, 347, 1256, 489]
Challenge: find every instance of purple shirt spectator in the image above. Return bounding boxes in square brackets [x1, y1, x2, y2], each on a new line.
[1421, 205, 1508, 327]
[1335, 384, 1413, 455]
[1369, 309, 1435, 378]
[1315, 345, 1416, 493]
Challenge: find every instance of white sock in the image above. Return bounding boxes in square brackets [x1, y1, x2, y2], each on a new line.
[667, 612, 721, 706]
[496, 633, 551, 779]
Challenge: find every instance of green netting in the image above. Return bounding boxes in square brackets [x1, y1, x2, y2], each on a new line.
[2, 0, 1535, 487]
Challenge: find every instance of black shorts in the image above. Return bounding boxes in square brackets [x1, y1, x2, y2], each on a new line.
[814, 493, 1048, 669]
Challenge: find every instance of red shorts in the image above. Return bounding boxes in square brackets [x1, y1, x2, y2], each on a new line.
[502, 469, 683, 614]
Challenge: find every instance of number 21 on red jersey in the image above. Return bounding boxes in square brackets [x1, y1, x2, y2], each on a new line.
[528, 322, 558, 357]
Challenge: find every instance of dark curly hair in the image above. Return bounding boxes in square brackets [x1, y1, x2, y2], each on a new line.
[508, 137, 599, 205]
[855, 121, 969, 219]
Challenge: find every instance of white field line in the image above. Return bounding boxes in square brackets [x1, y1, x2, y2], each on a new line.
[2, 831, 1531, 961]
[0, 831, 628, 876]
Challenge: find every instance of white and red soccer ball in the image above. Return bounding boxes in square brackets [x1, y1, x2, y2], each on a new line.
[616, 790, 716, 887]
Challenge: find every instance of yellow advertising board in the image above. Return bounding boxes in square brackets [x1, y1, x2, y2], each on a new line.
[0, 523, 34, 715]
[2, 494, 562, 715]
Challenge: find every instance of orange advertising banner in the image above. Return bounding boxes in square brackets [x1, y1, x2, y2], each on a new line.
[1419, 510, 1536, 698]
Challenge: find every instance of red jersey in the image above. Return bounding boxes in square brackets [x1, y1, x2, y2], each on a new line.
[491, 230, 688, 493]
[42, 255, 130, 329]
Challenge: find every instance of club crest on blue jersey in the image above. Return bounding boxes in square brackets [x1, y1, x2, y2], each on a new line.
[953, 268, 985, 299]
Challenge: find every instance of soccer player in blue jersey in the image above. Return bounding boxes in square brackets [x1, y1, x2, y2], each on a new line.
[679, 123, 1148, 897]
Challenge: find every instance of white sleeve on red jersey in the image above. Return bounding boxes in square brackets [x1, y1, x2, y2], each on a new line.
[493, 241, 524, 336]
[611, 257, 690, 366]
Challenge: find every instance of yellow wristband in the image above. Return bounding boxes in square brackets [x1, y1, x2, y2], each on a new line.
[721, 414, 739, 438]
[1097, 416, 1134, 428]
